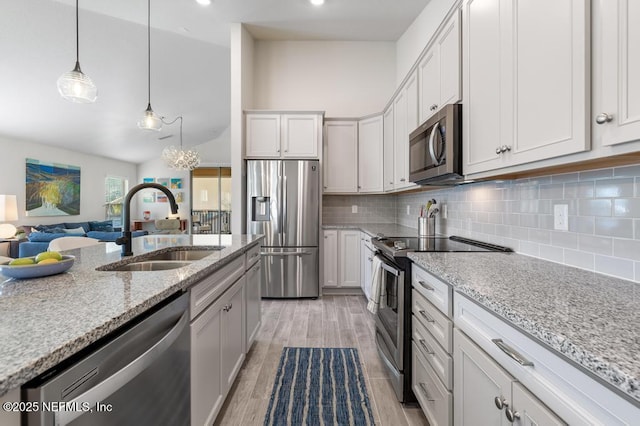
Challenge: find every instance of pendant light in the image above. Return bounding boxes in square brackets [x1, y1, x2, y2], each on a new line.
[137, 0, 162, 131]
[57, 0, 97, 103]
[161, 116, 201, 170]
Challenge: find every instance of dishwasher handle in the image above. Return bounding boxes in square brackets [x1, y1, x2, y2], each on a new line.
[55, 309, 189, 425]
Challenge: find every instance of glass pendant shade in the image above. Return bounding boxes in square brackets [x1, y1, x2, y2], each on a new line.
[57, 61, 97, 103]
[137, 104, 163, 131]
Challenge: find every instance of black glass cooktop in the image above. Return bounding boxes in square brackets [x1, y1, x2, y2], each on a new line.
[372, 235, 512, 257]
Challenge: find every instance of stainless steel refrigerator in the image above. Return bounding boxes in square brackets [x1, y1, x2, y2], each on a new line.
[247, 160, 319, 298]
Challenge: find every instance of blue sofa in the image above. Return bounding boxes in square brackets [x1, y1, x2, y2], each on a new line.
[18, 221, 147, 257]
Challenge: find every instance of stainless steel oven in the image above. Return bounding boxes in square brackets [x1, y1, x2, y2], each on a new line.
[372, 235, 512, 403]
[371, 247, 415, 403]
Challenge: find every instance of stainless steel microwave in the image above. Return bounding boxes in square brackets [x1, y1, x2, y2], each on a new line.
[408, 103, 463, 185]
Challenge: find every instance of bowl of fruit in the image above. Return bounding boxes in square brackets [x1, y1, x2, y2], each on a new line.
[0, 251, 75, 279]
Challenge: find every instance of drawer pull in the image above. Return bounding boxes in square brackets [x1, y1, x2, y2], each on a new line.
[418, 280, 435, 291]
[494, 396, 509, 410]
[492, 339, 534, 367]
[418, 339, 434, 355]
[418, 310, 435, 323]
[419, 383, 435, 402]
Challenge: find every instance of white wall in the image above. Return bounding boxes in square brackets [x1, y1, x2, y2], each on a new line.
[0, 135, 137, 227]
[135, 158, 191, 223]
[396, 0, 458, 85]
[230, 23, 255, 234]
[253, 41, 396, 117]
[192, 127, 232, 166]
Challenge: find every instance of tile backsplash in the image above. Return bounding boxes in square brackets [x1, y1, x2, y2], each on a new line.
[324, 164, 640, 283]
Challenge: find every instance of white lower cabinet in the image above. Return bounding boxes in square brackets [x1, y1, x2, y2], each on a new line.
[189, 246, 266, 426]
[453, 328, 564, 426]
[191, 274, 245, 426]
[322, 229, 361, 289]
[245, 260, 261, 350]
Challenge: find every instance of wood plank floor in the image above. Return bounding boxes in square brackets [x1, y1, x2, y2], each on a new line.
[214, 295, 429, 425]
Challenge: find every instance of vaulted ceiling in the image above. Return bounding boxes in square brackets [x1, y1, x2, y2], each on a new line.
[0, 0, 429, 164]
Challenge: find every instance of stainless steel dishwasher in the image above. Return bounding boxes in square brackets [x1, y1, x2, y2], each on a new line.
[23, 292, 190, 426]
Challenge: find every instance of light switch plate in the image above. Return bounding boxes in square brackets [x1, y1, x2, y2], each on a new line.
[406, 205, 411, 215]
[352, 205, 358, 214]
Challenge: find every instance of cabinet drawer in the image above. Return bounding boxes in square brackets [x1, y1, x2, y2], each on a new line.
[190, 256, 244, 320]
[245, 244, 260, 269]
[454, 293, 640, 425]
[412, 265, 452, 316]
[413, 316, 452, 391]
[412, 342, 452, 426]
[412, 289, 452, 354]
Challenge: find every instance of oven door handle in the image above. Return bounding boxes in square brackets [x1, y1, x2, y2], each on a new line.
[379, 261, 400, 276]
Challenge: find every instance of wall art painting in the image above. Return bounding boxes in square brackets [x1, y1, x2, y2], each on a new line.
[143, 177, 155, 184]
[157, 177, 170, 187]
[25, 158, 81, 216]
[170, 178, 183, 189]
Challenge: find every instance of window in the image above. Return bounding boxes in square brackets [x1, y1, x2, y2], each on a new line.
[105, 176, 128, 227]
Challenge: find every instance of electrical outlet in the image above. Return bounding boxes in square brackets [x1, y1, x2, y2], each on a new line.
[352, 205, 358, 214]
[406, 205, 411, 215]
[554, 204, 568, 231]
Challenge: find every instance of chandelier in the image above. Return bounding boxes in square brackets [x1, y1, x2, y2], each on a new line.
[160, 116, 201, 170]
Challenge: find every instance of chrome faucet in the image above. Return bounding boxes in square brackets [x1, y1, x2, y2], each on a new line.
[115, 182, 179, 256]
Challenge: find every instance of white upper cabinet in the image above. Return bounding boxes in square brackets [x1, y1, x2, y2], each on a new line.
[463, 0, 589, 176]
[419, 10, 461, 123]
[245, 112, 322, 159]
[358, 114, 384, 193]
[393, 70, 418, 190]
[383, 105, 395, 191]
[594, 0, 640, 147]
[323, 120, 358, 193]
[245, 114, 281, 158]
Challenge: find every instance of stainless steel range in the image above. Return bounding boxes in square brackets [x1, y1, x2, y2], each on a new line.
[371, 235, 511, 403]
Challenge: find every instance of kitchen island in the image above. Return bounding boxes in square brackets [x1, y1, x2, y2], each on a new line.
[0, 233, 263, 399]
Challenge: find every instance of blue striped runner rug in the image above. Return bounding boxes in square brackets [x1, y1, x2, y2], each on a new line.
[264, 347, 376, 426]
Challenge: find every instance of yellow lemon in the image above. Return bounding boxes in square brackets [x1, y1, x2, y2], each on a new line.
[9, 258, 36, 266]
[35, 251, 63, 263]
[37, 258, 60, 265]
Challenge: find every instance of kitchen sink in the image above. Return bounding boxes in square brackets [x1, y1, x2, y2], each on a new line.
[143, 248, 224, 262]
[104, 260, 193, 272]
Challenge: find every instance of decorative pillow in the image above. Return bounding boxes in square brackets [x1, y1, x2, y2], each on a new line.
[89, 220, 114, 232]
[34, 224, 64, 232]
[44, 227, 67, 234]
[63, 227, 86, 234]
[64, 222, 91, 233]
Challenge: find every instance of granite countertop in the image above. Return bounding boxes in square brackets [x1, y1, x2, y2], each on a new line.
[407, 251, 640, 404]
[322, 222, 420, 238]
[0, 234, 263, 397]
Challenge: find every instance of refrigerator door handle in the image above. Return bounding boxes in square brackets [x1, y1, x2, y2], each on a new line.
[282, 174, 288, 244]
[261, 251, 312, 256]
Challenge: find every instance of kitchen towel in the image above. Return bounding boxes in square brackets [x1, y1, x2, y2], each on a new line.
[367, 254, 384, 314]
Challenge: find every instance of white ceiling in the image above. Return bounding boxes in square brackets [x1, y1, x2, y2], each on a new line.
[0, 0, 429, 164]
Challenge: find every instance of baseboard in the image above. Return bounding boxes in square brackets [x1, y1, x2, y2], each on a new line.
[321, 287, 364, 296]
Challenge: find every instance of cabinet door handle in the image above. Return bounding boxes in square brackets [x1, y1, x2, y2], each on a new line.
[400, 178, 406, 182]
[418, 280, 435, 291]
[595, 113, 613, 124]
[419, 383, 435, 401]
[223, 303, 233, 312]
[492, 339, 534, 367]
[505, 408, 521, 422]
[418, 310, 434, 323]
[418, 339, 434, 355]
[494, 396, 509, 410]
[496, 146, 502, 155]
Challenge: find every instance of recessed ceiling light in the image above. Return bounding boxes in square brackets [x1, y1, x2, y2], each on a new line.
[310, 0, 325, 5]
[196, 0, 211, 5]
